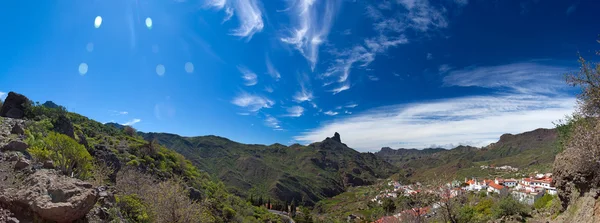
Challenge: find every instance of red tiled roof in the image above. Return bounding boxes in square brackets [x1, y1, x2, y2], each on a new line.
[489, 182, 504, 190]
[372, 216, 401, 223]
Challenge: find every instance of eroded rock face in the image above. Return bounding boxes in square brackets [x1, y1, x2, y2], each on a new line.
[1, 141, 28, 153]
[0, 169, 98, 222]
[53, 115, 75, 139]
[0, 92, 29, 119]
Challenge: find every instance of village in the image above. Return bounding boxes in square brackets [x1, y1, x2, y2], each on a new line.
[370, 171, 557, 222]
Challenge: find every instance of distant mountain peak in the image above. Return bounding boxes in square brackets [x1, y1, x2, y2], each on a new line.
[332, 132, 341, 143]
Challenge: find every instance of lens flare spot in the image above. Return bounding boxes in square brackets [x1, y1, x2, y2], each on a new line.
[185, 62, 194, 73]
[78, 63, 88, 75]
[145, 17, 153, 29]
[86, 43, 94, 52]
[94, 16, 102, 28]
[156, 64, 165, 76]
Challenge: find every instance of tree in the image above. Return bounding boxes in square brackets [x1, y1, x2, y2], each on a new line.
[249, 194, 254, 206]
[267, 197, 271, 209]
[258, 196, 263, 207]
[290, 199, 297, 217]
[284, 200, 289, 212]
[492, 196, 529, 219]
[382, 197, 396, 214]
[124, 125, 136, 137]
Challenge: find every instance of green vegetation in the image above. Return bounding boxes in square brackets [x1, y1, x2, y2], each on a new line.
[27, 132, 93, 179]
[139, 132, 397, 205]
[491, 196, 529, 219]
[376, 128, 559, 182]
[17, 100, 283, 222]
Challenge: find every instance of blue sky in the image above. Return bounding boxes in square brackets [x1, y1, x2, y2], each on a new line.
[0, 0, 598, 151]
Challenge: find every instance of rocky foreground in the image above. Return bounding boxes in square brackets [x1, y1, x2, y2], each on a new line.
[0, 115, 116, 222]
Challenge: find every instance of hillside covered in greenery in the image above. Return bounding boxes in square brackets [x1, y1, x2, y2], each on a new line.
[0, 92, 283, 222]
[138, 131, 398, 206]
[375, 128, 559, 181]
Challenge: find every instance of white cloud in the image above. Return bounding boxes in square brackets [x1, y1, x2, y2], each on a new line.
[344, 110, 352, 114]
[280, 0, 340, 69]
[443, 62, 572, 94]
[295, 94, 576, 151]
[264, 86, 274, 93]
[345, 104, 358, 108]
[330, 83, 350, 95]
[396, 0, 448, 32]
[335, 106, 342, 110]
[368, 75, 380, 81]
[232, 92, 274, 112]
[121, 118, 141, 126]
[293, 85, 313, 102]
[284, 106, 305, 117]
[439, 64, 451, 73]
[265, 56, 281, 80]
[0, 91, 6, 100]
[205, 0, 264, 39]
[265, 115, 282, 130]
[427, 53, 433, 60]
[324, 111, 338, 116]
[454, 0, 468, 6]
[238, 66, 258, 86]
[109, 110, 129, 115]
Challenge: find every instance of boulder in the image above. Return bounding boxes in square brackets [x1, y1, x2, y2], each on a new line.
[53, 115, 75, 138]
[1, 141, 28, 152]
[42, 160, 54, 169]
[0, 169, 98, 222]
[90, 145, 121, 182]
[187, 187, 202, 201]
[14, 158, 30, 170]
[0, 92, 29, 119]
[10, 124, 24, 135]
[7, 154, 19, 162]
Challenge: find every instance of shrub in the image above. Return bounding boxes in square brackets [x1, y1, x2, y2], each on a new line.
[124, 126, 136, 137]
[492, 196, 529, 219]
[534, 194, 554, 210]
[27, 132, 93, 179]
[116, 194, 151, 223]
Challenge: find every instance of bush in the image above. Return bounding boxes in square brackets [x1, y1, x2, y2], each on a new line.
[27, 132, 93, 179]
[492, 196, 529, 219]
[117, 194, 151, 223]
[534, 194, 554, 210]
[124, 126, 136, 137]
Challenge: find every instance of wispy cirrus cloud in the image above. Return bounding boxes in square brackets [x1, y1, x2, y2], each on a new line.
[265, 55, 281, 80]
[122, 118, 141, 126]
[280, 0, 341, 69]
[330, 83, 350, 95]
[322, 0, 454, 95]
[238, 66, 258, 86]
[232, 92, 274, 112]
[284, 106, 305, 117]
[443, 62, 572, 94]
[265, 115, 282, 130]
[323, 110, 338, 116]
[109, 110, 129, 115]
[296, 94, 575, 151]
[345, 103, 358, 108]
[205, 0, 264, 39]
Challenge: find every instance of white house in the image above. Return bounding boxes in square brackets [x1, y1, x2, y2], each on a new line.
[487, 182, 507, 195]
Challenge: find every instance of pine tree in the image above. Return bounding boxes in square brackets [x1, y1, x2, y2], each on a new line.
[290, 198, 296, 217]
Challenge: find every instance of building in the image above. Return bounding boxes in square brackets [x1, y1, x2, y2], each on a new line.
[502, 179, 518, 187]
[487, 182, 507, 195]
[512, 188, 545, 205]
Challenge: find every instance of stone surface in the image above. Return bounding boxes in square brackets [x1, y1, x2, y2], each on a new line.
[0, 169, 98, 222]
[0, 141, 28, 153]
[42, 160, 54, 169]
[10, 124, 24, 135]
[13, 158, 29, 170]
[53, 115, 75, 138]
[0, 92, 29, 119]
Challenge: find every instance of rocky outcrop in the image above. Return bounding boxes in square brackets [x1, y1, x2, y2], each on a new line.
[552, 194, 600, 223]
[1, 141, 28, 153]
[553, 120, 600, 209]
[0, 169, 98, 222]
[53, 114, 75, 138]
[10, 124, 24, 135]
[0, 92, 29, 119]
[13, 158, 29, 170]
[89, 144, 121, 182]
